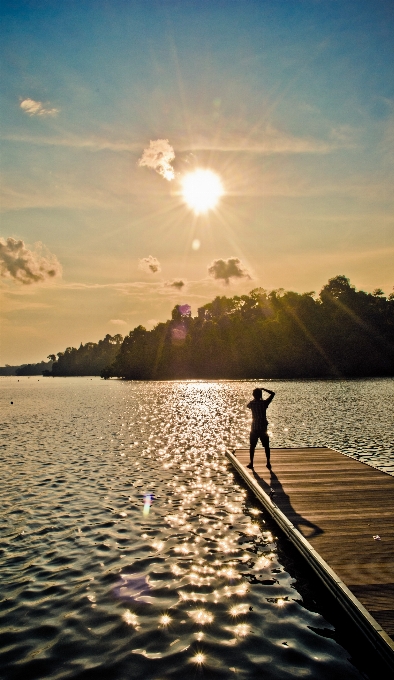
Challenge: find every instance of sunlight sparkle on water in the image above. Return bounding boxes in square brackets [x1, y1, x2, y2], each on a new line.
[152, 540, 164, 552]
[191, 652, 206, 665]
[233, 624, 250, 637]
[255, 555, 271, 570]
[1, 377, 389, 680]
[235, 583, 249, 596]
[229, 603, 249, 617]
[123, 610, 139, 628]
[188, 609, 214, 625]
[160, 614, 172, 626]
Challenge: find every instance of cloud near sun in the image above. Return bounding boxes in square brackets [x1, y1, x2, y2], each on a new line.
[138, 255, 161, 274]
[164, 279, 185, 290]
[208, 257, 251, 284]
[138, 139, 175, 181]
[0, 237, 62, 285]
[138, 139, 224, 213]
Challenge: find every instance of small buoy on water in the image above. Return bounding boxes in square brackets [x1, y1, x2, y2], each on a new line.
[10, 401, 13, 404]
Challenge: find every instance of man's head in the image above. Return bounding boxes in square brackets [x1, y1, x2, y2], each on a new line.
[252, 388, 263, 400]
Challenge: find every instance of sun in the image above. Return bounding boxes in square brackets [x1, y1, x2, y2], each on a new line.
[181, 169, 224, 213]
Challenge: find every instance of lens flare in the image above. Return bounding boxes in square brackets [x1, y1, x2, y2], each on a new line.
[181, 169, 224, 213]
[143, 493, 154, 516]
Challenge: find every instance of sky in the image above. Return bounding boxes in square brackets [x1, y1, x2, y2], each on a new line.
[1, 0, 393, 365]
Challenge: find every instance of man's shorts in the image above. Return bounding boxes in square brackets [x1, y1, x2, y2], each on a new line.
[250, 429, 269, 450]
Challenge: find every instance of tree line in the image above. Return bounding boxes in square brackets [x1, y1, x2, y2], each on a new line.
[101, 275, 393, 379]
[3, 276, 392, 379]
[0, 360, 52, 376]
[46, 334, 124, 377]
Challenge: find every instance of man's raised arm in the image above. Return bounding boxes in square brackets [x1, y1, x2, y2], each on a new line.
[263, 387, 275, 404]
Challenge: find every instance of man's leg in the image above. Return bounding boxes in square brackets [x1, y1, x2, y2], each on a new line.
[248, 431, 258, 468]
[261, 433, 271, 469]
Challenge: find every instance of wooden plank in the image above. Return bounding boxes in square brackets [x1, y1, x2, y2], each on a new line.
[226, 447, 394, 672]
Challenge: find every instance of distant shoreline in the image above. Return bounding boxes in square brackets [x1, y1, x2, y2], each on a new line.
[2, 373, 393, 381]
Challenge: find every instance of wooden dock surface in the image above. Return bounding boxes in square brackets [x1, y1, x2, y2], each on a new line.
[228, 447, 394, 654]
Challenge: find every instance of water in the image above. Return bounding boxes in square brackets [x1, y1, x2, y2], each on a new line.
[1, 377, 393, 679]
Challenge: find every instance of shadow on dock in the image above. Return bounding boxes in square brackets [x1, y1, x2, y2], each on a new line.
[227, 447, 394, 672]
[252, 468, 324, 539]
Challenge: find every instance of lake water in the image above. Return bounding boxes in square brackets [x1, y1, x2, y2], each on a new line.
[1, 377, 393, 679]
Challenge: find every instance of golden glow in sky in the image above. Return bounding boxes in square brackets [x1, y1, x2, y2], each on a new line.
[1, 2, 393, 366]
[181, 169, 224, 213]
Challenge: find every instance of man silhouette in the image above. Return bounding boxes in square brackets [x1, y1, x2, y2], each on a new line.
[246, 387, 275, 470]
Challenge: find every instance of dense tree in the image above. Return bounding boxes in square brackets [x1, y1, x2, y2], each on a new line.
[0, 360, 53, 376]
[102, 276, 394, 379]
[50, 334, 123, 376]
[16, 360, 53, 376]
[11, 276, 389, 379]
[0, 365, 20, 376]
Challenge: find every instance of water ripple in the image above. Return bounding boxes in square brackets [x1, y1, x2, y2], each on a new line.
[1, 376, 392, 679]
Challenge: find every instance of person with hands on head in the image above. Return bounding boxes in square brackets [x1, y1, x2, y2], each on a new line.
[246, 387, 275, 470]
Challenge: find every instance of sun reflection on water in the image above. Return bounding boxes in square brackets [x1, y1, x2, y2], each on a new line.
[1, 377, 389, 679]
[114, 383, 275, 665]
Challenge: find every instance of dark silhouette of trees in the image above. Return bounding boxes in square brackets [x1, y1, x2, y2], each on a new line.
[16, 360, 53, 376]
[8, 276, 389, 379]
[0, 365, 20, 376]
[0, 360, 53, 376]
[50, 334, 123, 376]
[102, 276, 394, 379]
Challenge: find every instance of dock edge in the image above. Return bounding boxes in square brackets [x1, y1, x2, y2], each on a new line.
[225, 448, 394, 672]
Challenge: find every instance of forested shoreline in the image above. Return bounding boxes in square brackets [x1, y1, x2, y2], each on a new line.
[0, 360, 52, 376]
[46, 334, 124, 377]
[2, 276, 393, 379]
[58, 276, 394, 378]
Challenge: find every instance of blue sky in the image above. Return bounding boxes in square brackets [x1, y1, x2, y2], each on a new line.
[1, 0, 393, 364]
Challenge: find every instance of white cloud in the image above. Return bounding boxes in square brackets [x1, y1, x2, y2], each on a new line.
[110, 319, 128, 326]
[208, 257, 251, 284]
[2, 132, 140, 152]
[180, 123, 342, 155]
[138, 256, 161, 274]
[138, 139, 175, 181]
[20, 98, 59, 117]
[0, 237, 62, 285]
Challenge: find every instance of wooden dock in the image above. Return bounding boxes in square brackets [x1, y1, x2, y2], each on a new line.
[226, 447, 394, 670]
